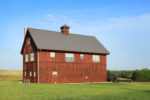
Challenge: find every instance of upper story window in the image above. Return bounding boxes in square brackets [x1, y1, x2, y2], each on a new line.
[65, 53, 74, 62]
[30, 52, 34, 61]
[50, 52, 55, 58]
[92, 55, 100, 63]
[28, 37, 31, 44]
[25, 54, 29, 62]
[80, 54, 84, 59]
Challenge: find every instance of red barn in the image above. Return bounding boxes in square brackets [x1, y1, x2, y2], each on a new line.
[21, 25, 109, 83]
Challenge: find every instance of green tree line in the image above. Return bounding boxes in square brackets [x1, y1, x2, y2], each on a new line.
[107, 68, 150, 82]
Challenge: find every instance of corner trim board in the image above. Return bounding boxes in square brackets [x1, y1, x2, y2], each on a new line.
[38, 51, 40, 84]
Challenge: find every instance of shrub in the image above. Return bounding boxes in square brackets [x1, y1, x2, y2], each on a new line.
[132, 69, 150, 82]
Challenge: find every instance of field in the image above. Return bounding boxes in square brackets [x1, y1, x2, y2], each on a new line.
[0, 70, 150, 100]
[0, 70, 22, 81]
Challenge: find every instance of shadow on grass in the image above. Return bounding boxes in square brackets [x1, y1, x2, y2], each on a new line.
[143, 90, 150, 93]
[54, 95, 143, 100]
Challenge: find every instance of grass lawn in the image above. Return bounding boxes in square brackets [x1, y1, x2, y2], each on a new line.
[0, 70, 150, 100]
[0, 81, 150, 100]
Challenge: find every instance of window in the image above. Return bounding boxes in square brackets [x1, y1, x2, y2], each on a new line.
[30, 52, 34, 61]
[34, 72, 36, 77]
[24, 72, 26, 76]
[80, 54, 84, 59]
[92, 55, 100, 63]
[30, 71, 32, 77]
[28, 37, 31, 44]
[52, 71, 57, 77]
[65, 53, 74, 62]
[25, 54, 28, 62]
[50, 52, 55, 58]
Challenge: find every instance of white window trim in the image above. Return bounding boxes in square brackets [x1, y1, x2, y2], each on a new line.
[65, 53, 74, 62]
[92, 55, 100, 63]
[80, 54, 84, 59]
[34, 72, 36, 77]
[30, 71, 32, 77]
[25, 54, 29, 62]
[24, 71, 26, 76]
[30, 52, 34, 62]
[52, 71, 58, 77]
[50, 52, 55, 58]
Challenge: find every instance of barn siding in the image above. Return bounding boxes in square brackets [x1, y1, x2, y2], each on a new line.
[23, 35, 37, 83]
[38, 51, 107, 83]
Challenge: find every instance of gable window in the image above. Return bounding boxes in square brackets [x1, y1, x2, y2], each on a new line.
[80, 54, 84, 59]
[30, 52, 34, 61]
[52, 71, 58, 77]
[28, 37, 31, 44]
[92, 55, 100, 63]
[50, 52, 55, 58]
[30, 71, 32, 77]
[65, 53, 74, 62]
[25, 54, 29, 62]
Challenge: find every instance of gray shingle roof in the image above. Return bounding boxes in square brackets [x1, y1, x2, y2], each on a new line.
[28, 28, 109, 55]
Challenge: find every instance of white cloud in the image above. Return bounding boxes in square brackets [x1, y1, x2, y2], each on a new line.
[99, 13, 150, 32]
[43, 14, 77, 30]
[69, 21, 76, 27]
[46, 14, 56, 21]
[47, 14, 53, 17]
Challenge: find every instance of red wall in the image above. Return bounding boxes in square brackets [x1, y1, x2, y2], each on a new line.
[22, 34, 107, 83]
[22, 35, 37, 83]
[38, 51, 107, 83]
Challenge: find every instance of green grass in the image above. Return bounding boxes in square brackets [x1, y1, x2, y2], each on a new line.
[0, 81, 150, 100]
[0, 70, 150, 100]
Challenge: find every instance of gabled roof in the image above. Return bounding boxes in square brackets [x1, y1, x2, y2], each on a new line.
[22, 28, 109, 55]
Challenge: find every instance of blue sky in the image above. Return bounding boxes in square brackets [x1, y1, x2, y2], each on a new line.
[0, 0, 150, 70]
